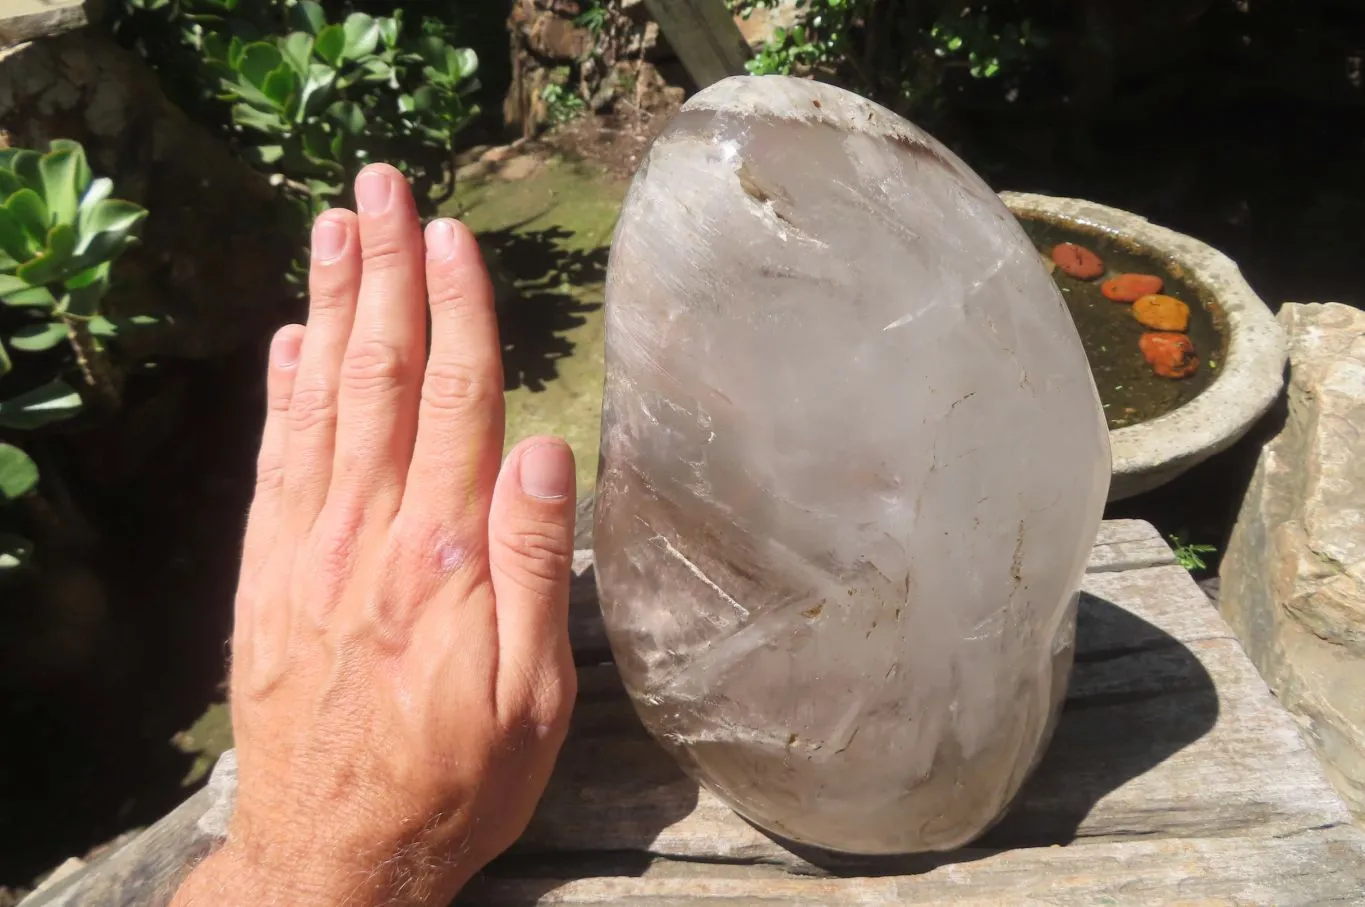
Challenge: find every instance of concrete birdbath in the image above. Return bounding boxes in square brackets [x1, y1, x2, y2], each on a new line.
[1002, 192, 1288, 501]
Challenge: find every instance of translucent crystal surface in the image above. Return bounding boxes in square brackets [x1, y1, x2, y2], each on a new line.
[593, 75, 1111, 855]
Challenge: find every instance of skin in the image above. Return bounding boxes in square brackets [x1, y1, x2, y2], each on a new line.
[170, 164, 578, 906]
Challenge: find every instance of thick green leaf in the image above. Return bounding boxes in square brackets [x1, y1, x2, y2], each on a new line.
[76, 199, 147, 252]
[2, 286, 57, 309]
[262, 66, 297, 107]
[228, 35, 246, 69]
[0, 169, 26, 199]
[417, 35, 448, 68]
[376, 16, 399, 47]
[16, 223, 77, 285]
[60, 264, 109, 317]
[0, 208, 32, 263]
[290, 0, 327, 35]
[327, 100, 366, 136]
[48, 140, 91, 192]
[299, 63, 338, 119]
[0, 534, 34, 572]
[6, 189, 50, 244]
[314, 24, 345, 66]
[0, 378, 83, 430]
[202, 31, 229, 63]
[448, 47, 478, 80]
[0, 149, 18, 171]
[39, 150, 82, 225]
[9, 321, 67, 352]
[342, 13, 380, 59]
[79, 177, 114, 213]
[0, 443, 38, 499]
[245, 144, 285, 166]
[89, 313, 163, 338]
[231, 103, 289, 134]
[10, 151, 42, 192]
[238, 42, 284, 87]
[281, 32, 314, 75]
[0, 338, 9, 376]
[0, 273, 29, 297]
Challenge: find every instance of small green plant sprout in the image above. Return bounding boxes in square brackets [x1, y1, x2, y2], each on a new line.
[1170, 532, 1217, 572]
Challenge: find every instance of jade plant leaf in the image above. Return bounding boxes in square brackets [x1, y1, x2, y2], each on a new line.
[0, 378, 84, 429]
[9, 151, 42, 193]
[0, 443, 39, 500]
[39, 149, 85, 225]
[342, 13, 380, 59]
[2, 286, 58, 309]
[314, 24, 345, 67]
[290, 0, 327, 36]
[48, 140, 92, 192]
[0, 208, 33, 263]
[16, 223, 77, 285]
[281, 32, 315, 75]
[9, 321, 67, 352]
[6, 189, 50, 245]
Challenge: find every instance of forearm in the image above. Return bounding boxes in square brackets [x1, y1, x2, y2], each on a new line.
[171, 836, 473, 907]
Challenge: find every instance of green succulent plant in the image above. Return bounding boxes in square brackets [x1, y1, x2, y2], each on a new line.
[0, 138, 154, 574]
[123, 1, 480, 223]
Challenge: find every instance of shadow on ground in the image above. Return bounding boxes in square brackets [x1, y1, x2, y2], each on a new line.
[480, 225, 609, 395]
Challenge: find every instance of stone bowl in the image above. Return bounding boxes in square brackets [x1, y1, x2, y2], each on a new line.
[1001, 192, 1288, 501]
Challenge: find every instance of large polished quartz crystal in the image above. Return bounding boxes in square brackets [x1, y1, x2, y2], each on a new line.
[593, 75, 1111, 855]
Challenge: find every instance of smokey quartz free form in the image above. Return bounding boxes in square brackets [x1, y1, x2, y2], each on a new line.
[593, 75, 1111, 855]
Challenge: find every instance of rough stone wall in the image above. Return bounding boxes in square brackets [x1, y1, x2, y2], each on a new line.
[1220, 302, 1365, 820]
[503, 0, 685, 138]
[0, 28, 298, 360]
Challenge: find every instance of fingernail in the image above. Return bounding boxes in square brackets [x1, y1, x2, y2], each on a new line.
[355, 169, 392, 214]
[519, 442, 574, 501]
[271, 328, 302, 368]
[312, 217, 347, 262]
[425, 219, 456, 261]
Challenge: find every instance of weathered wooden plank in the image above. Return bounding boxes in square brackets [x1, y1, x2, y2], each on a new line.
[639, 0, 751, 89]
[0, 0, 87, 47]
[516, 635, 1356, 866]
[17, 752, 235, 907]
[1087, 518, 1179, 572]
[522, 563, 1357, 868]
[463, 831, 1365, 905]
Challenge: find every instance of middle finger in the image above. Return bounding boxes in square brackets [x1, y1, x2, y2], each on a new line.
[330, 164, 428, 516]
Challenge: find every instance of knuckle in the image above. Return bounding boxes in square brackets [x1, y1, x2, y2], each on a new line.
[359, 233, 407, 272]
[286, 383, 337, 433]
[253, 460, 285, 496]
[420, 359, 497, 414]
[342, 339, 409, 392]
[493, 521, 573, 590]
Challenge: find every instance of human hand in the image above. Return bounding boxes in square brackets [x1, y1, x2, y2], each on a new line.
[172, 164, 578, 906]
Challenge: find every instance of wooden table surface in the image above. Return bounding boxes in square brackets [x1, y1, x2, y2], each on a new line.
[461, 520, 1365, 905]
[26, 520, 1365, 906]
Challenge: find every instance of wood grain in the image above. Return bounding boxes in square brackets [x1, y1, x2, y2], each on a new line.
[463, 831, 1365, 905]
[638, 0, 751, 89]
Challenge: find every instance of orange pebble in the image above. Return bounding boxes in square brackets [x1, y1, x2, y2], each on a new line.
[1050, 242, 1104, 280]
[1139, 332, 1199, 379]
[1132, 294, 1191, 331]
[1101, 273, 1164, 302]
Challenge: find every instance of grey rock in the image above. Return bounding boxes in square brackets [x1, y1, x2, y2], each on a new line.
[1220, 301, 1365, 820]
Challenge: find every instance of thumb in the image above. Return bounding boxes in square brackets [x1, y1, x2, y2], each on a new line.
[487, 436, 578, 726]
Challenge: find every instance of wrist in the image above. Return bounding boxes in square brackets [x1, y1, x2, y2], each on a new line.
[173, 828, 475, 907]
